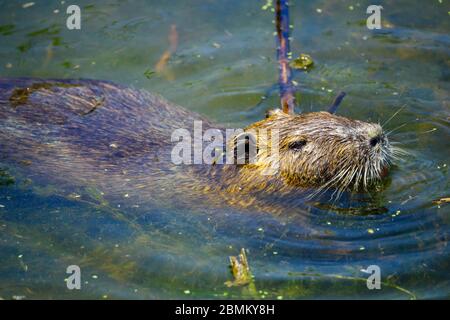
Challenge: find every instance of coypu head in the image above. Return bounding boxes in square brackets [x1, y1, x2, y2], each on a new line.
[232, 108, 395, 197]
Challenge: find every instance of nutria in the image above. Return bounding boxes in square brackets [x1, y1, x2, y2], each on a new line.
[0, 78, 397, 213]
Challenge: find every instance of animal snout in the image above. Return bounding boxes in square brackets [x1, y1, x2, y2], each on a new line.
[369, 134, 385, 147]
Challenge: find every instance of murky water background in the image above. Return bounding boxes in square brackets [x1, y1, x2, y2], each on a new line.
[0, 0, 449, 299]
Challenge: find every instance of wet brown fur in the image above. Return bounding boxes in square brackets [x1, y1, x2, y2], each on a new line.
[0, 78, 393, 214]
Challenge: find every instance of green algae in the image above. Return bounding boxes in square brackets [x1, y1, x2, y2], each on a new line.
[290, 54, 314, 71]
[0, 169, 15, 187]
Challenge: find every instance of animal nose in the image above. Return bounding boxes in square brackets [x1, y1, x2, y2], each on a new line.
[369, 135, 384, 147]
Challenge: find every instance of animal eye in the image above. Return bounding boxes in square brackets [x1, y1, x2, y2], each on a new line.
[288, 140, 307, 151]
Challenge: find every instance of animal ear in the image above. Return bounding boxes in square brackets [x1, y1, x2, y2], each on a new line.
[232, 131, 259, 165]
[265, 108, 290, 119]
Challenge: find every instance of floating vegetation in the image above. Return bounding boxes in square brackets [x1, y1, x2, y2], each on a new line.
[17, 42, 32, 53]
[0, 169, 15, 187]
[261, 0, 273, 11]
[61, 60, 74, 69]
[26, 25, 60, 37]
[225, 248, 252, 287]
[9, 82, 81, 107]
[0, 24, 15, 36]
[290, 53, 314, 71]
[85, 186, 109, 207]
[51, 37, 63, 46]
[288, 271, 417, 300]
[224, 248, 260, 299]
[433, 197, 450, 205]
[144, 69, 156, 79]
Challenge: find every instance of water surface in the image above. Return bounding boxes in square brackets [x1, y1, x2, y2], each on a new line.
[0, 0, 449, 299]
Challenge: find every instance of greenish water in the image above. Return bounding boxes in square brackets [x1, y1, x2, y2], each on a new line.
[0, 0, 449, 299]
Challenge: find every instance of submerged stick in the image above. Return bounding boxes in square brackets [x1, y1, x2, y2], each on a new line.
[155, 24, 178, 79]
[328, 91, 346, 114]
[288, 271, 416, 299]
[225, 248, 258, 298]
[275, 0, 296, 114]
[225, 248, 252, 287]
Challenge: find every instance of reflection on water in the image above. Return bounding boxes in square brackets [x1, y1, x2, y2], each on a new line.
[0, 0, 449, 299]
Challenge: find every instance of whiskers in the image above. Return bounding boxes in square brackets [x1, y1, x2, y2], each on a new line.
[382, 107, 414, 163]
[307, 165, 352, 201]
[308, 144, 398, 203]
[381, 104, 407, 129]
[307, 161, 382, 203]
[389, 144, 410, 162]
[307, 105, 416, 203]
[386, 123, 407, 136]
[384, 122, 415, 163]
